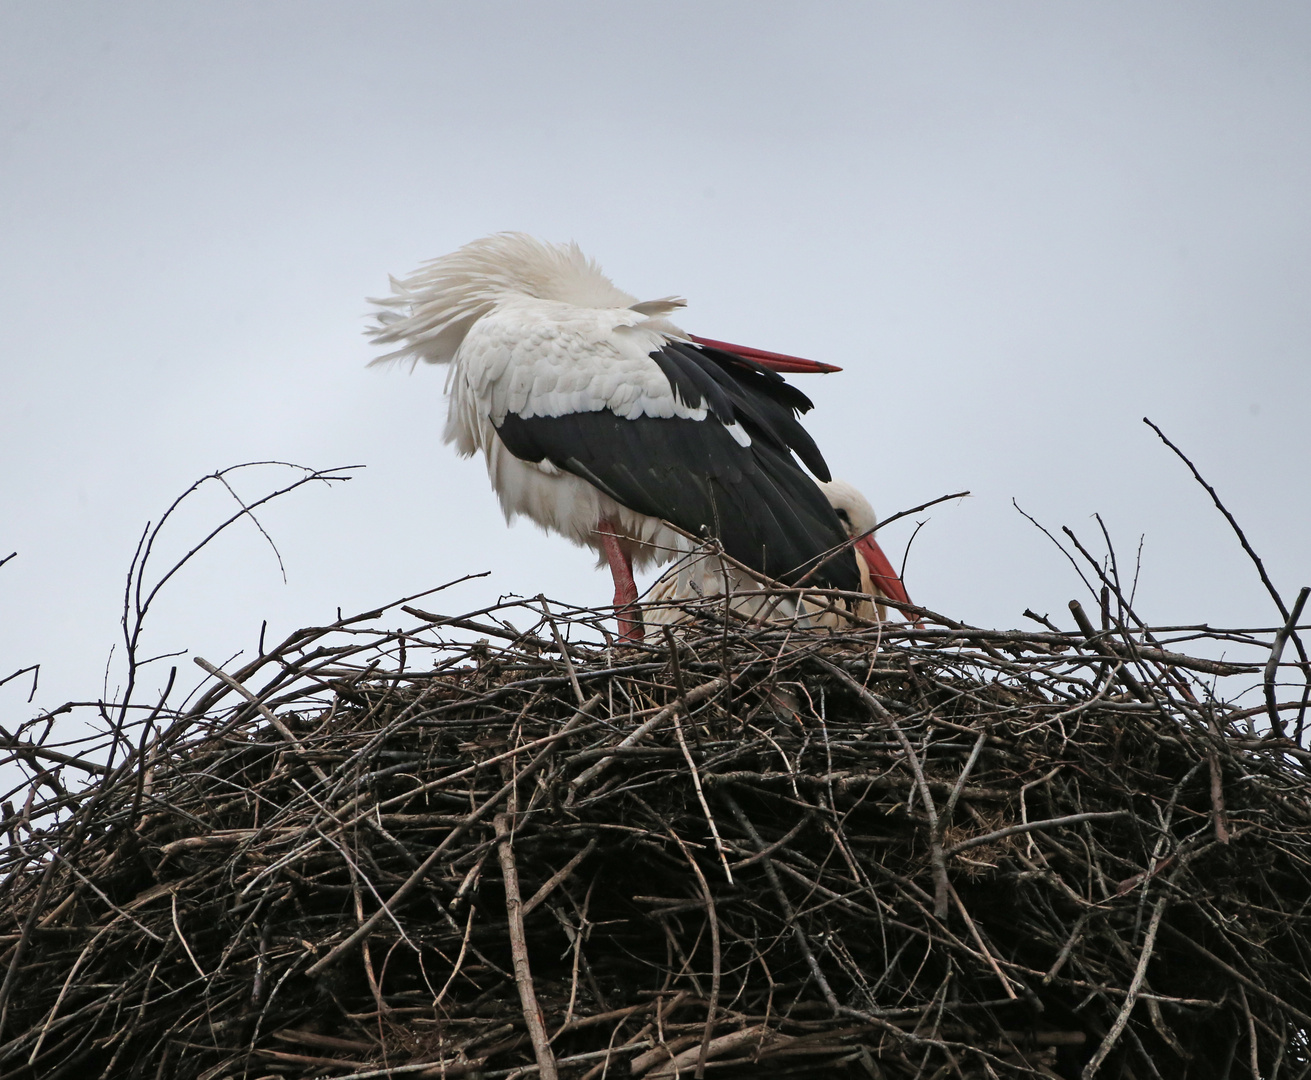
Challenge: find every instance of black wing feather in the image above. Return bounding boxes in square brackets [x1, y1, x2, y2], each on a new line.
[663, 342, 832, 481]
[494, 341, 857, 591]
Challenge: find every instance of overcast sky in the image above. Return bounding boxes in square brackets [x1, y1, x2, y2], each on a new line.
[2, 2, 1308, 725]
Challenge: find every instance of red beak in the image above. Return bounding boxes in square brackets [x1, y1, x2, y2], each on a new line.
[854, 533, 913, 610]
[688, 334, 842, 374]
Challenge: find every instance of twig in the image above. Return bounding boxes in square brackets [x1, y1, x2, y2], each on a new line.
[1081, 894, 1167, 1078]
[193, 657, 329, 784]
[495, 813, 558, 1080]
[948, 884, 1017, 1000]
[1238, 985, 1260, 1080]
[522, 839, 598, 917]
[1264, 587, 1309, 738]
[946, 811, 1131, 856]
[171, 893, 206, 979]
[663, 824, 722, 1078]
[1145, 417, 1311, 730]
[942, 731, 987, 826]
[869, 491, 971, 533]
[540, 598, 586, 707]
[1068, 601, 1148, 702]
[662, 628, 733, 886]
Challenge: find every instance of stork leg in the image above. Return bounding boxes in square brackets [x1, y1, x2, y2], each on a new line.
[598, 519, 643, 643]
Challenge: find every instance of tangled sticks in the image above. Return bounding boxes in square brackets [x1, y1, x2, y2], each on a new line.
[0, 589, 1309, 1080]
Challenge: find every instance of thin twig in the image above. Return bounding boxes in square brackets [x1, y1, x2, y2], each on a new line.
[1081, 894, 1168, 1079]
[1264, 587, 1309, 738]
[495, 813, 558, 1080]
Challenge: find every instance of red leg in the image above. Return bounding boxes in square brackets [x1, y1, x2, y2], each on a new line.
[598, 519, 643, 642]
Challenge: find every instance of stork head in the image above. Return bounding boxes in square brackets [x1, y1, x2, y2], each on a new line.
[818, 479, 914, 611]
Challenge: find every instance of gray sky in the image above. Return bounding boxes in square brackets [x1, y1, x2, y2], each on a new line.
[2, 2, 1309, 721]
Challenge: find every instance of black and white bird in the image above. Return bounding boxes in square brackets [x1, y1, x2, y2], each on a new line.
[369, 233, 857, 641]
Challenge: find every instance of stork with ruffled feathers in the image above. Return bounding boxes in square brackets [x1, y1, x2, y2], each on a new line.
[368, 233, 907, 641]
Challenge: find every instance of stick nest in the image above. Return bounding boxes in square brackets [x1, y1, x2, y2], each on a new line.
[2, 595, 1309, 1080]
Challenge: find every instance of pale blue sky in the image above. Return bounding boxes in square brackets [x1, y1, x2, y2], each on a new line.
[2, 2, 1308, 721]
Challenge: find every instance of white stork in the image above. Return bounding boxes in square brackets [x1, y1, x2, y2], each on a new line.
[368, 233, 858, 641]
[645, 478, 914, 629]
